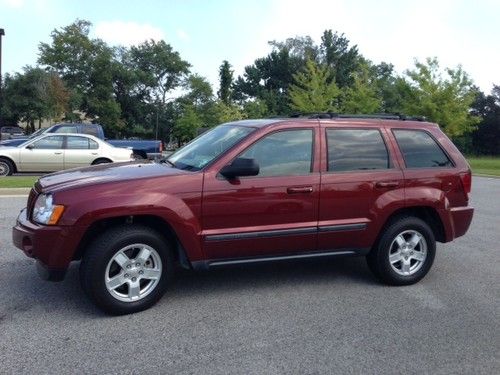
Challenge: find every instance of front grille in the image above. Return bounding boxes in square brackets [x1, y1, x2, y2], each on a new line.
[26, 187, 38, 221]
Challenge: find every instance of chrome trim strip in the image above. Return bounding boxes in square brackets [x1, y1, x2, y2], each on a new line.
[208, 250, 356, 267]
[205, 227, 317, 242]
[317, 223, 367, 232]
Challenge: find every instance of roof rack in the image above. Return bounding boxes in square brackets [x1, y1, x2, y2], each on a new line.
[290, 112, 427, 122]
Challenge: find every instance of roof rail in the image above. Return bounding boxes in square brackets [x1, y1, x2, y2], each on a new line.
[290, 112, 427, 122]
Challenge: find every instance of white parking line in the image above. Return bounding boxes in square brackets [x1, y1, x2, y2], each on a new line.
[0, 195, 28, 198]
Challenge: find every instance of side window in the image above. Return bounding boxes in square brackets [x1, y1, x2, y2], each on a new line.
[54, 126, 77, 134]
[31, 136, 64, 149]
[89, 139, 99, 149]
[66, 136, 90, 149]
[393, 130, 453, 168]
[239, 129, 313, 177]
[327, 129, 389, 171]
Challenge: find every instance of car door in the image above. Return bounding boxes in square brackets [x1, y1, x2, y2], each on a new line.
[318, 123, 405, 252]
[64, 136, 100, 169]
[202, 127, 320, 260]
[18, 135, 65, 172]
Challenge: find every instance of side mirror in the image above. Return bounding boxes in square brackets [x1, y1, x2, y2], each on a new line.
[220, 158, 259, 179]
[26, 144, 34, 150]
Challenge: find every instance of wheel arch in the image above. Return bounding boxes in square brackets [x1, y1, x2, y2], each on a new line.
[92, 157, 113, 165]
[0, 155, 17, 174]
[377, 206, 446, 244]
[73, 214, 192, 269]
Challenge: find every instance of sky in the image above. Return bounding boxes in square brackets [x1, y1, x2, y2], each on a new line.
[0, 0, 499, 93]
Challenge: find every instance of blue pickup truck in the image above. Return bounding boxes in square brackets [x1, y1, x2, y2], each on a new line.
[0, 123, 163, 159]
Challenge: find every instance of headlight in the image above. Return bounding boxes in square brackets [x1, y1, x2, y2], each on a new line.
[33, 194, 65, 225]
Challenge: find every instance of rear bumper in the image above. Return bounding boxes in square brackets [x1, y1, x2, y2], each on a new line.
[439, 206, 474, 242]
[12, 208, 82, 280]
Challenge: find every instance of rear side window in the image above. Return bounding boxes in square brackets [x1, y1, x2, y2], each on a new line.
[326, 129, 389, 172]
[54, 126, 78, 134]
[393, 130, 453, 168]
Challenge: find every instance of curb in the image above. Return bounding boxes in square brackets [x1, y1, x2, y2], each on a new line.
[0, 187, 31, 196]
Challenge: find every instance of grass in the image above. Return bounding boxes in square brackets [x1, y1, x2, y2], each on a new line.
[0, 176, 40, 188]
[467, 156, 500, 177]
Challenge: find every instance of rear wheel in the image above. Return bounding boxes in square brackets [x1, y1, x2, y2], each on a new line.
[0, 158, 14, 176]
[367, 216, 435, 285]
[80, 225, 174, 315]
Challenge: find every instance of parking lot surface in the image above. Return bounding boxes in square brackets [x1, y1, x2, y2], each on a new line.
[0, 177, 499, 374]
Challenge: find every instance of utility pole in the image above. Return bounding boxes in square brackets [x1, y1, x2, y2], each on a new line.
[0, 28, 4, 126]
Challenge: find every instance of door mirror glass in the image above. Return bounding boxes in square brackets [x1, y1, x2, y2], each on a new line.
[220, 158, 259, 179]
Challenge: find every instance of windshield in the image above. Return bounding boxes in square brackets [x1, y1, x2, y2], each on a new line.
[29, 128, 46, 138]
[168, 125, 256, 171]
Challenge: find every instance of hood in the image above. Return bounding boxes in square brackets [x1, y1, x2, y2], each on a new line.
[37, 161, 189, 192]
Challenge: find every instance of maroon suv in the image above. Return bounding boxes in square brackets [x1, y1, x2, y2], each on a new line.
[12, 115, 474, 314]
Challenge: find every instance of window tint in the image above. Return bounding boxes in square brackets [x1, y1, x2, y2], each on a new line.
[326, 129, 389, 171]
[393, 130, 452, 168]
[89, 139, 99, 149]
[82, 126, 98, 136]
[31, 136, 64, 149]
[67, 136, 90, 149]
[239, 129, 313, 177]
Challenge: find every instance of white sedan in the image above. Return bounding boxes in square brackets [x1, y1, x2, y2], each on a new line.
[0, 133, 133, 176]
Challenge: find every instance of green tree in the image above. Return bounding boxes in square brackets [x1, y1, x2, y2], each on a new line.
[320, 30, 361, 88]
[172, 104, 202, 145]
[288, 59, 340, 113]
[38, 19, 121, 131]
[217, 60, 233, 104]
[2, 67, 70, 131]
[341, 65, 381, 113]
[403, 58, 479, 136]
[471, 85, 500, 155]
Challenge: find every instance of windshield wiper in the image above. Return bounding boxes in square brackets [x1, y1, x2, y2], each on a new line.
[159, 158, 176, 168]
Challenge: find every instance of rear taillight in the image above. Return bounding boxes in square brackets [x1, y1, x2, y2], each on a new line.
[460, 170, 472, 197]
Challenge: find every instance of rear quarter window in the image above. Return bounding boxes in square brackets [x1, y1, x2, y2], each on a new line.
[393, 129, 453, 168]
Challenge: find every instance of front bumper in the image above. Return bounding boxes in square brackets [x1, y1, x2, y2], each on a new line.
[12, 208, 81, 281]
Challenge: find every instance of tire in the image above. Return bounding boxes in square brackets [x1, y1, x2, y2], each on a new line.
[80, 225, 174, 315]
[0, 158, 14, 176]
[92, 158, 112, 165]
[132, 153, 146, 160]
[366, 216, 435, 285]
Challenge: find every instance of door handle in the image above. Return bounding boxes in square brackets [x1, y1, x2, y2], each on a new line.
[375, 181, 399, 188]
[287, 186, 313, 194]
[54, 152, 62, 155]
[91, 152, 98, 155]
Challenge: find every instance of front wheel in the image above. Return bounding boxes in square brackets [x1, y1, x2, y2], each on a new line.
[80, 225, 173, 315]
[0, 158, 14, 176]
[367, 216, 436, 285]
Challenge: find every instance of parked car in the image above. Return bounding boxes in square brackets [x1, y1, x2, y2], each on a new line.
[0, 133, 133, 175]
[12, 115, 474, 315]
[0, 126, 25, 140]
[0, 123, 163, 159]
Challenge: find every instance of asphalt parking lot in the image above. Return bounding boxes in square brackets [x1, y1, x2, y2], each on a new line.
[0, 177, 499, 374]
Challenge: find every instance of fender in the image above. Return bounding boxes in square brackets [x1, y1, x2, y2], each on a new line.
[54, 182, 204, 264]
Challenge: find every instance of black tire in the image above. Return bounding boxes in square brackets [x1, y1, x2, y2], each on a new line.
[92, 158, 112, 165]
[132, 152, 146, 160]
[0, 158, 14, 176]
[367, 216, 436, 285]
[80, 225, 174, 315]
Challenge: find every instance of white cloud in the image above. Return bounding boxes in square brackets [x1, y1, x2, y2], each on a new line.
[1, 0, 25, 8]
[94, 21, 165, 46]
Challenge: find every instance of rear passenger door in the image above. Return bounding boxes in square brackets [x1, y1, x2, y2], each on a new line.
[64, 136, 100, 169]
[318, 124, 405, 252]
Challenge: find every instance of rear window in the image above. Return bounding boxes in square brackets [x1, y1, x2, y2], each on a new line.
[326, 129, 390, 172]
[393, 129, 453, 168]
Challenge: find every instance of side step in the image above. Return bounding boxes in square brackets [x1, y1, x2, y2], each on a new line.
[191, 248, 369, 271]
